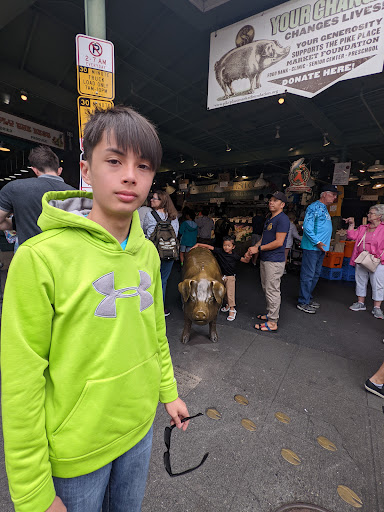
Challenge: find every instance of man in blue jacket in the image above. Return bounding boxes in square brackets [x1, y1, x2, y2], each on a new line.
[297, 185, 340, 314]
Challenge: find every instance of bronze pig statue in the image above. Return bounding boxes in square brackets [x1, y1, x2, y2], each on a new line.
[178, 247, 225, 344]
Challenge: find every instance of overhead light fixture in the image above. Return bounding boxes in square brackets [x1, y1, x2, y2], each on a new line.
[165, 183, 176, 195]
[348, 176, 359, 181]
[278, 90, 287, 104]
[275, 125, 280, 139]
[359, 169, 365, 173]
[358, 180, 371, 186]
[254, 172, 267, 189]
[2, 93, 10, 105]
[370, 173, 384, 180]
[242, 175, 248, 179]
[193, 160, 198, 167]
[4, 177, 11, 181]
[367, 160, 384, 172]
[288, 147, 295, 152]
[323, 133, 330, 146]
[226, 143, 231, 152]
[9, 175, 16, 179]
[282, 183, 287, 188]
[0, 142, 10, 152]
[179, 155, 185, 164]
[14, 173, 22, 176]
[20, 90, 28, 101]
[373, 182, 384, 189]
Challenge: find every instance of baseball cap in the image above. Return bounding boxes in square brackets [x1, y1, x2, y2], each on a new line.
[321, 184, 341, 194]
[271, 191, 288, 203]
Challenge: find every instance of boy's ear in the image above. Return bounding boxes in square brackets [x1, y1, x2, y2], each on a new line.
[80, 160, 91, 185]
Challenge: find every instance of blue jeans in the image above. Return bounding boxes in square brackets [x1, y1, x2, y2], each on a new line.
[53, 426, 153, 512]
[160, 260, 174, 303]
[298, 249, 325, 305]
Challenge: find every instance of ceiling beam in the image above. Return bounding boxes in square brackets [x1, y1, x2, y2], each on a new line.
[0, 60, 76, 113]
[1, 0, 36, 30]
[288, 95, 344, 146]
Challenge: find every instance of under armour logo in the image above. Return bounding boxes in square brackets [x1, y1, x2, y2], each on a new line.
[92, 271, 153, 318]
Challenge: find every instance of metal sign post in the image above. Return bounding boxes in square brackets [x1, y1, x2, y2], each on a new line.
[76, 34, 115, 189]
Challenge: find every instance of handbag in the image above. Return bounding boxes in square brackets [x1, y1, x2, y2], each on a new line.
[354, 232, 384, 272]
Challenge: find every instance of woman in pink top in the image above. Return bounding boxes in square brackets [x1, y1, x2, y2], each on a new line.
[345, 204, 384, 319]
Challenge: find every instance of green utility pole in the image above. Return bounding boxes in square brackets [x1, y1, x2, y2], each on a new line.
[84, 0, 106, 39]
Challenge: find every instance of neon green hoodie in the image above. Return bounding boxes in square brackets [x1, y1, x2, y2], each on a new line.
[1, 190, 178, 512]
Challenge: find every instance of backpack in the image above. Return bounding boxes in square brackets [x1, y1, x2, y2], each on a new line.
[149, 210, 179, 260]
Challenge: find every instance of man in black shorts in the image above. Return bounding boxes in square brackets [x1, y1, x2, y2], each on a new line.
[0, 145, 74, 245]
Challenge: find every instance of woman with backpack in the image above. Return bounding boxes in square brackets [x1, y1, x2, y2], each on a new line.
[143, 190, 179, 316]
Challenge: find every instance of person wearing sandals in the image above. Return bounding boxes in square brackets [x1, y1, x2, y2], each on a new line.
[247, 192, 290, 332]
[192, 236, 251, 321]
[345, 205, 384, 319]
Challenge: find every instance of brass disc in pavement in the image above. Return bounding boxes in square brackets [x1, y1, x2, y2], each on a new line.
[274, 504, 333, 512]
[234, 394, 248, 405]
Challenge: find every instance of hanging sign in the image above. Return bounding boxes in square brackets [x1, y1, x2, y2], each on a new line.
[0, 111, 64, 149]
[76, 34, 115, 100]
[332, 162, 351, 185]
[286, 158, 311, 193]
[208, 0, 384, 110]
[77, 97, 114, 150]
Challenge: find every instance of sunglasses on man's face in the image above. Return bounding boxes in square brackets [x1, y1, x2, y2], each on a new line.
[163, 413, 209, 477]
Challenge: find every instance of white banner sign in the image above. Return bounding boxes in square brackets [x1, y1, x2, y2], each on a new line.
[0, 111, 65, 149]
[208, 0, 384, 110]
[332, 161, 351, 185]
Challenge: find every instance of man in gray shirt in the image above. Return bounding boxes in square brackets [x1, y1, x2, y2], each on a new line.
[195, 207, 214, 244]
[0, 145, 74, 245]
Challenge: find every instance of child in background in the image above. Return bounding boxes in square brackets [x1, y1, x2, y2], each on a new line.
[1, 106, 189, 512]
[193, 235, 250, 321]
[179, 208, 198, 265]
[285, 212, 302, 273]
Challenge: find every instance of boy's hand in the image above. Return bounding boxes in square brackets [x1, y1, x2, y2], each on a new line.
[164, 398, 190, 431]
[46, 496, 67, 512]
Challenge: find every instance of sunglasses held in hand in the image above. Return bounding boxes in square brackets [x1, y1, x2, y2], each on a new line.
[163, 413, 209, 477]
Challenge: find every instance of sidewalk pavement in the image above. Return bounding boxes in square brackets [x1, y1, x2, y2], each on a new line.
[141, 320, 383, 512]
[0, 266, 383, 511]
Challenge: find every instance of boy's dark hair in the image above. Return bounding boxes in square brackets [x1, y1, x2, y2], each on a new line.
[202, 207, 209, 216]
[83, 105, 162, 172]
[223, 235, 235, 244]
[188, 210, 196, 221]
[28, 145, 60, 173]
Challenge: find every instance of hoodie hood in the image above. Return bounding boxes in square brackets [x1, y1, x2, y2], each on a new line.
[184, 220, 198, 231]
[38, 190, 146, 253]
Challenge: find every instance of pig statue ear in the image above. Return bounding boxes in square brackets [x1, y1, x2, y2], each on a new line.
[178, 279, 192, 303]
[212, 280, 225, 304]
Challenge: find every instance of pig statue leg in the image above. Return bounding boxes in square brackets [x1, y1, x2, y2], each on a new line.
[181, 314, 192, 344]
[209, 318, 218, 343]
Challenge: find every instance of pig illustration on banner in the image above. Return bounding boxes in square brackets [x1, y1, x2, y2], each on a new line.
[214, 38, 290, 99]
[178, 247, 225, 344]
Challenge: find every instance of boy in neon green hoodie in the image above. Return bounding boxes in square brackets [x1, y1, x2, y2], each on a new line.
[1, 106, 189, 512]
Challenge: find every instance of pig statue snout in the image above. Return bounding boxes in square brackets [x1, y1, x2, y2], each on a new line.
[194, 309, 208, 323]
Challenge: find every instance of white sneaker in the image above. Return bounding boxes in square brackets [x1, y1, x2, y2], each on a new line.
[349, 302, 366, 311]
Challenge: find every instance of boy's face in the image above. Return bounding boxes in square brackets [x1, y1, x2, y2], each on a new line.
[223, 240, 234, 253]
[80, 132, 155, 220]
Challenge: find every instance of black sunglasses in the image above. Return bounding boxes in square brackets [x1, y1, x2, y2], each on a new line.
[163, 413, 209, 477]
